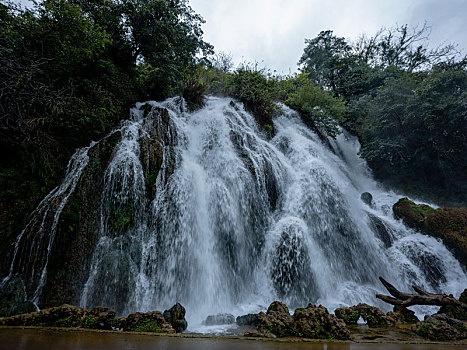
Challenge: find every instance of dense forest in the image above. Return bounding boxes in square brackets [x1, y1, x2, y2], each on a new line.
[0, 0, 466, 253]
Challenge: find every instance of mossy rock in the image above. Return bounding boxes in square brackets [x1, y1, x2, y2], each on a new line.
[124, 311, 175, 334]
[414, 313, 467, 341]
[393, 197, 434, 230]
[424, 208, 467, 266]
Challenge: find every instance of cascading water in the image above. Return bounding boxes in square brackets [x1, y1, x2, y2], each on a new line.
[3, 96, 466, 331]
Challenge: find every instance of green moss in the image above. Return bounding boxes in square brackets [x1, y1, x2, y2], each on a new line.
[82, 315, 99, 329]
[53, 316, 74, 327]
[409, 201, 434, 218]
[129, 318, 162, 333]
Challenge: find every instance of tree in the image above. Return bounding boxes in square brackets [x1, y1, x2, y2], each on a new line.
[298, 30, 352, 93]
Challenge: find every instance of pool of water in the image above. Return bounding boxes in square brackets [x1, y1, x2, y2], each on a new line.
[1, 328, 465, 350]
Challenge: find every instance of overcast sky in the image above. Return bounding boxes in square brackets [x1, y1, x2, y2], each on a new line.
[189, 0, 467, 74]
[15, 0, 466, 74]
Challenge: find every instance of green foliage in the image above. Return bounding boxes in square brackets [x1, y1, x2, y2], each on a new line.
[284, 74, 345, 137]
[229, 67, 279, 127]
[0, 0, 211, 258]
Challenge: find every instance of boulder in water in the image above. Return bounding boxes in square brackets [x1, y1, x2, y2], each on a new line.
[293, 304, 350, 340]
[236, 313, 259, 326]
[163, 303, 187, 332]
[393, 197, 434, 230]
[424, 208, 467, 266]
[368, 213, 393, 248]
[203, 313, 235, 326]
[393, 198, 467, 266]
[361, 192, 373, 207]
[244, 301, 350, 340]
[245, 301, 294, 338]
[125, 310, 175, 333]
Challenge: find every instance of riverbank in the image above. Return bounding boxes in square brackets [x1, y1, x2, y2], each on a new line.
[1, 326, 466, 350]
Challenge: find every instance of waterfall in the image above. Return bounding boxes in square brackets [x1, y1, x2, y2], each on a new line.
[4, 96, 466, 330]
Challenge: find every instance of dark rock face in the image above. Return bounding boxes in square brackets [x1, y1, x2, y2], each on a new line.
[0, 276, 36, 317]
[244, 301, 350, 340]
[236, 313, 259, 326]
[0, 304, 176, 333]
[163, 303, 187, 333]
[361, 192, 373, 207]
[368, 214, 393, 248]
[335, 303, 395, 327]
[413, 313, 467, 341]
[40, 131, 122, 308]
[203, 313, 235, 326]
[392, 197, 467, 266]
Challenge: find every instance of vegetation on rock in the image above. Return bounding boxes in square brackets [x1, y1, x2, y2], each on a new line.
[393, 198, 467, 265]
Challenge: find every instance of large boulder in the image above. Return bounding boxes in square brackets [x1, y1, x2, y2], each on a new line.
[361, 192, 374, 207]
[244, 301, 350, 340]
[392, 198, 467, 266]
[246, 301, 294, 338]
[413, 313, 467, 341]
[293, 304, 350, 340]
[163, 303, 187, 333]
[124, 311, 175, 333]
[424, 208, 467, 266]
[236, 313, 259, 326]
[393, 197, 434, 230]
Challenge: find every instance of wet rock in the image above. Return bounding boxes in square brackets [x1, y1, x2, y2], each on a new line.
[393, 198, 467, 266]
[293, 304, 350, 340]
[82, 306, 116, 330]
[424, 208, 467, 266]
[203, 313, 235, 326]
[125, 311, 175, 333]
[335, 303, 394, 327]
[251, 301, 294, 338]
[163, 303, 187, 332]
[386, 305, 419, 324]
[334, 306, 360, 325]
[368, 214, 393, 248]
[0, 276, 36, 317]
[413, 313, 467, 341]
[361, 192, 373, 207]
[393, 197, 434, 230]
[236, 313, 259, 326]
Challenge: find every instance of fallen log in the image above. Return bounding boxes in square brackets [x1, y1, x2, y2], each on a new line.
[376, 277, 467, 309]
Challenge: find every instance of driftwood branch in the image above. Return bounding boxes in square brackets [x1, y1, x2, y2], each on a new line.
[376, 277, 466, 309]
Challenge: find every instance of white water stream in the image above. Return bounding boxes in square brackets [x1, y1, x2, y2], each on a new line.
[4, 97, 466, 332]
